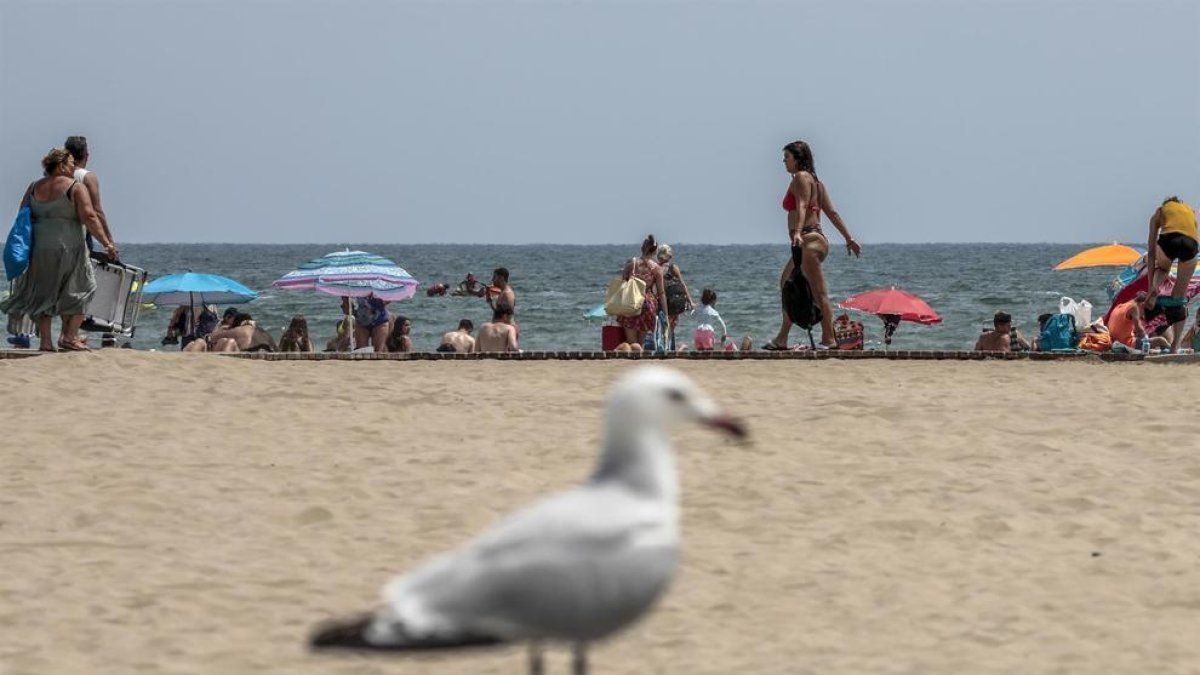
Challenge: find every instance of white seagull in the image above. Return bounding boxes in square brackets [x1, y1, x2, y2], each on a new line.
[309, 366, 747, 674]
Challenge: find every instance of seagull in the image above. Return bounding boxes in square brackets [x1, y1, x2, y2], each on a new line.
[309, 365, 747, 674]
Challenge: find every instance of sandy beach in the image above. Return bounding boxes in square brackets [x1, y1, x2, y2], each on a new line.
[2, 351, 1199, 674]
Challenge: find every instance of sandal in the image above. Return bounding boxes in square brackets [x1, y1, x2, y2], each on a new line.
[761, 341, 788, 351]
[38, 345, 58, 353]
[57, 339, 91, 352]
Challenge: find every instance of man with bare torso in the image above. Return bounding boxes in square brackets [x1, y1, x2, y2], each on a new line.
[436, 319, 475, 353]
[64, 136, 117, 259]
[474, 302, 519, 353]
[975, 312, 1030, 352]
[486, 267, 516, 313]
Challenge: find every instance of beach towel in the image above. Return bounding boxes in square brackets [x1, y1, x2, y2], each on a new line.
[782, 243, 822, 343]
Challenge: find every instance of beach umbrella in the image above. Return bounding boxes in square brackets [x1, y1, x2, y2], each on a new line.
[272, 250, 419, 343]
[584, 303, 608, 319]
[1054, 244, 1143, 271]
[141, 272, 257, 307]
[272, 249, 419, 301]
[838, 287, 941, 346]
[140, 272, 258, 336]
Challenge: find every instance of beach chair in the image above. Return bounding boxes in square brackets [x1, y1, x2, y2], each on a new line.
[82, 258, 148, 339]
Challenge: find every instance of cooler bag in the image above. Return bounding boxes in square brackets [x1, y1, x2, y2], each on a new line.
[601, 325, 625, 351]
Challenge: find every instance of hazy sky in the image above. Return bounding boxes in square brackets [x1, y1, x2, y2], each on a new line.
[2, 0, 1197, 245]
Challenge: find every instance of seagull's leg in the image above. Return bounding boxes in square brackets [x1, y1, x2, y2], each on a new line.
[572, 642, 588, 675]
[528, 641, 545, 675]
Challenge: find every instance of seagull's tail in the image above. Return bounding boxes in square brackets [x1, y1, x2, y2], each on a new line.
[309, 612, 505, 653]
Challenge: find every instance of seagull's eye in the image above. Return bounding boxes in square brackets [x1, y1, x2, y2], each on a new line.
[666, 388, 686, 403]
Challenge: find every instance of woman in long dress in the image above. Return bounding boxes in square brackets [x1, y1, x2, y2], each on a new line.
[1, 148, 118, 351]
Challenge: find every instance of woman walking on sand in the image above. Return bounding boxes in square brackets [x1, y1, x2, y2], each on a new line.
[1, 149, 118, 352]
[657, 244, 694, 349]
[617, 235, 668, 348]
[763, 140, 862, 350]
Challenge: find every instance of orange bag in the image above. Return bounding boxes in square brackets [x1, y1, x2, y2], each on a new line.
[1077, 331, 1112, 352]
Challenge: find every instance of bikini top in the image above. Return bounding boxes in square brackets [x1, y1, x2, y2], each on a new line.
[782, 175, 821, 214]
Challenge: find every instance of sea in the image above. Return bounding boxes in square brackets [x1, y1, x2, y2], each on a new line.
[9, 243, 1127, 352]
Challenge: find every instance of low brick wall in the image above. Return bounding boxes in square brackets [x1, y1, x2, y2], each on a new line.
[0, 348, 1153, 362]
[216, 349, 1146, 362]
[0, 350, 42, 360]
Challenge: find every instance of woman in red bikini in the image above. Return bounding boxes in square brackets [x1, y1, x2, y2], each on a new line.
[764, 140, 861, 350]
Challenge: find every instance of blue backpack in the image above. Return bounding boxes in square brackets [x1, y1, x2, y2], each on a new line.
[1038, 313, 1078, 351]
[3, 205, 33, 280]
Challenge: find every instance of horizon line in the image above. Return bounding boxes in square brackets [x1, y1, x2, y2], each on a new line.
[113, 240, 1138, 247]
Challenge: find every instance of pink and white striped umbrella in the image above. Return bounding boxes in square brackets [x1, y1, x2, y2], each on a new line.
[272, 249, 419, 301]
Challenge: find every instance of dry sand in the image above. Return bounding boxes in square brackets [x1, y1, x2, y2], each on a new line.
[2, 351, 1199, 675]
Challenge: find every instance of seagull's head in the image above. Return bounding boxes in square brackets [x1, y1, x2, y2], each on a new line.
[609, 366, 747, 439]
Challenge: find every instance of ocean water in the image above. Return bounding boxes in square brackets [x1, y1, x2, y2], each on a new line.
[9, 243, 1125, 352]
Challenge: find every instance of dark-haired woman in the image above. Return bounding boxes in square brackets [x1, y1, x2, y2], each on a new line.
[617, 235, 668, 348]
[279, 315, 315, 352]
[1, 148, 118, 351]
[764, 140, 861, 350]
[386, 315, 412, 353]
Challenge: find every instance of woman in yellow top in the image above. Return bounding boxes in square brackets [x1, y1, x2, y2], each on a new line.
[1146, 196, 1198, 310]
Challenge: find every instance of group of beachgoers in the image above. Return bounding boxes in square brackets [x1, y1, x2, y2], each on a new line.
[157, 266, 520, 354]
[974, 196, 1199, 355]
[0, 138, 867, 354]
[10, 135, 1193, 356]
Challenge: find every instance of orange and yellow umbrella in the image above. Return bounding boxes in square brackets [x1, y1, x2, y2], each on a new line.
[1053, 244, 1143, 271]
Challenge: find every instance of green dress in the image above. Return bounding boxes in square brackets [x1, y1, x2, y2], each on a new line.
[1, 184, 95, 320]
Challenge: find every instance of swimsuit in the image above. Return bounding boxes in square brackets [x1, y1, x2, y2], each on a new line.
[783, 176, 824, 237]
[353, 296, 390, 330]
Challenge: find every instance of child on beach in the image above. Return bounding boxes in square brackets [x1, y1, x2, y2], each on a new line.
[693, 289, 729, 351]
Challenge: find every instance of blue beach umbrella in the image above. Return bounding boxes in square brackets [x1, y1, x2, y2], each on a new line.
[141, 272, 258, 307]
[141, 272, 258, 336]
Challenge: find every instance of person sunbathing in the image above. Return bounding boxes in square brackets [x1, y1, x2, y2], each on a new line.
[184, 312, 276, 352]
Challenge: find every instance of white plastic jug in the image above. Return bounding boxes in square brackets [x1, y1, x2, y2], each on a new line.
[1060, 296, 1092, 328]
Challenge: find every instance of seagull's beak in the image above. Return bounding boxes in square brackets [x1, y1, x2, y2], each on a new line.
[701, 413, 748, 439]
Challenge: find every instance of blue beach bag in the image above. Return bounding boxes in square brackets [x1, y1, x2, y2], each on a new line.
[4, 205, 33, 280]
[1038, 313, 1078, 351]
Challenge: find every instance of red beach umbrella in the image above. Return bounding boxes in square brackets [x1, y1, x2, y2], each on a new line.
[838, 287, 942, 346]
[839, 287, 942, 325]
